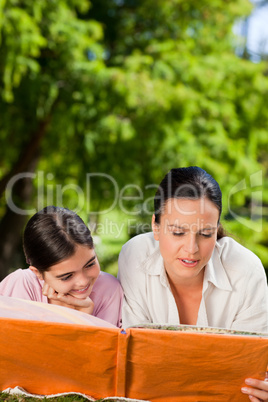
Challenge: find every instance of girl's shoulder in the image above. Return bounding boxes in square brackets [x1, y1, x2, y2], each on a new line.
[0, 268, 43, 300]
[1, 268, 36, 284]
[94, 271, 122, 291]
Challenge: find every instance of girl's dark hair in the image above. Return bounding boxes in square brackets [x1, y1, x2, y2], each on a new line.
[154, 166, 226, 239]
[23, 206, 93, 273]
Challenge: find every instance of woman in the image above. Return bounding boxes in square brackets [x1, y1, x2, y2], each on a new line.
[118, 166, 268, 400]
[118, 166, 268, 331]
[0, 206, 123, 327]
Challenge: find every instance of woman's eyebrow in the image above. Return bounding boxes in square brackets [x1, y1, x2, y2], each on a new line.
[167, 225, 188, 230]
[167, 225, 217, 231]
[55, 256, 96, 278]
[199, 227, 217, 231]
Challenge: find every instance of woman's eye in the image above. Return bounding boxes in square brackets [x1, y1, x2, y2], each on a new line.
[200, 233, 212, 238]
[172, 232, 184, 236]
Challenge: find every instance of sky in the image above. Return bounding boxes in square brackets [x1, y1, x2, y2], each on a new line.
[234, 1, 268, 61]
[247, 2, 268, 57]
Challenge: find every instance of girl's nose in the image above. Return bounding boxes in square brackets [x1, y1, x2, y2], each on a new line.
[75, 273, 89, 287]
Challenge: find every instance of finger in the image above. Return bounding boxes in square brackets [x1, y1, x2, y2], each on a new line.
[57, 294, 93, 308]
[43, 284, 58, 299]
[246, 379, 268, 392]
[241, 386, 268, 401]
[56, 292, 65, 298]
[42, 282, 50, 296]
[248, 396, 262, 402]
[48, 286, 57, 299]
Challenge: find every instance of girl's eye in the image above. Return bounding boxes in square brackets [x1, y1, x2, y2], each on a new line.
[172, 232, 184, 236]
[85, 262, 95, 269]
[60, 274, 73, 282]
[200, 233, 213, 238]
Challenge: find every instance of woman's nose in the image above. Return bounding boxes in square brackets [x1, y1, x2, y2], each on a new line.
[183, 234, 199, 254]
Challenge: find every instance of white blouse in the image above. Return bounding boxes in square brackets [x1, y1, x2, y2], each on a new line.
[118, 232, 268, 332]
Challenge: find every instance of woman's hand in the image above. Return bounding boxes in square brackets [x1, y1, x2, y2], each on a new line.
[42, 283, 94, 315]
[241, 378, 268, 401]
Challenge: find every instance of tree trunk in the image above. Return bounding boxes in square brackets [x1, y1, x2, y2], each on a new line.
[0, 169, 37, 280]
[0, 118, 51, 280]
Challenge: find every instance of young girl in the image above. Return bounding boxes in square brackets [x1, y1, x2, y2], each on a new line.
[118, 166, 268, 331]
[0, 206, 123, 327]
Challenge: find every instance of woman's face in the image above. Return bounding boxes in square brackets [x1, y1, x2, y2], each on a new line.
[152, 197, 219, 284]
[32, 245, 100, 298]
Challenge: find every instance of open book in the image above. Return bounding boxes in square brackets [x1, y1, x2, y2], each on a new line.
[0, 314, 267, 402]
[131, 322, 268, 336]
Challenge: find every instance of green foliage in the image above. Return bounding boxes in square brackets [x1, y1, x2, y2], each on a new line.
[0, 0, 267, 273]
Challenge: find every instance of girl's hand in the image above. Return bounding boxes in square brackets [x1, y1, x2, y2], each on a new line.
[241, 378, 268, 401]
[42, 283, 94, 315]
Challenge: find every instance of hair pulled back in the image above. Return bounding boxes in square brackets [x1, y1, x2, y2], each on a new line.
[154, 166, 225, 239]
[23, 206, 93, 273]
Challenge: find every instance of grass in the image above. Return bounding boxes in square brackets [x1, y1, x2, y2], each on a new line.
[0, 395, 87, 402]
[0, 394, 130, 402]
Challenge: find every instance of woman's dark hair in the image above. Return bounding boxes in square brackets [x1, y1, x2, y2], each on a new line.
[23, 206, 94, 273]
[154, 166, 226, 239]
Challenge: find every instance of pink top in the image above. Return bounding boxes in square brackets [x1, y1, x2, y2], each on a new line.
[0, 269, 123, 327]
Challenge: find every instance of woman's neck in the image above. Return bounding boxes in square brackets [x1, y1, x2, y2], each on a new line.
[167, 270, 204, 325]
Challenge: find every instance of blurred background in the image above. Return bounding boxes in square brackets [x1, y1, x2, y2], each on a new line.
[0, 0, 267, 280]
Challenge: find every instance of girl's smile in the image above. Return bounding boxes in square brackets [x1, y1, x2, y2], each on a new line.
[30, 245, 100, 299]
[70, 283, 90, 294]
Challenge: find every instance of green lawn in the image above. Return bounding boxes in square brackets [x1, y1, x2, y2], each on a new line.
[0, 394, 129, 402]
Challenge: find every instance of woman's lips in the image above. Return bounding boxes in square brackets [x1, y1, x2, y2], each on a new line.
[178, 259, 199, 267]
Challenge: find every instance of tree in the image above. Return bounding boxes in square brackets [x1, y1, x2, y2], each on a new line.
[0, 0, 105, 278]
[0, 0, 268, 278]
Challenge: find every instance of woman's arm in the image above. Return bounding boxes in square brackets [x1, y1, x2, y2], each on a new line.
[117, 249, 151, 328]
[241, 378, 268, 401]
[228, 255, 268, 333]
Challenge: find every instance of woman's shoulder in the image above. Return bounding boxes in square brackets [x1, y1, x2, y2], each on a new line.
[118, 232, 162, 277]
[120, 232, 158, 259]
[216, 236, 264, 274]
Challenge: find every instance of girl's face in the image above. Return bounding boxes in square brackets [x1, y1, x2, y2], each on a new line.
[152, 197, 219, 284]
[31, 245, 100, 298]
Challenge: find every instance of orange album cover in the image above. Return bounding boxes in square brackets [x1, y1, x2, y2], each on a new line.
[0, 317, 267, 401]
